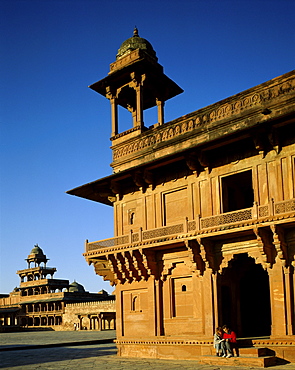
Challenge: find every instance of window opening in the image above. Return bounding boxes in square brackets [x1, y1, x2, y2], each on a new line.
[129, 212, 135, 225]
[132, 295, 138, 311]
[222, 170, 254, 212]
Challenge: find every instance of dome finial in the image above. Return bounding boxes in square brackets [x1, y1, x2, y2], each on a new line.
[116, 28, 157, 61]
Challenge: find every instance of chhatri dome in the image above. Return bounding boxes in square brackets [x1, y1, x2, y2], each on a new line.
[69, 281, 85, 293]
[116, 27, 158, 61]
[30, 244, 44, 255]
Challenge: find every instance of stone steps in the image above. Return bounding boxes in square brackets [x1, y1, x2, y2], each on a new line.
[238, 347, 275, 357]
[200, 354, 277, 368]
[200, 347, 277, 368]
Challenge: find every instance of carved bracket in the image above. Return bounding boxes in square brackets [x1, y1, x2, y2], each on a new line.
[184, 239, 205, 275]
[252, 226, 276, 268]
[132, 169, 154, 191]
[196, 237, 215, 272]
[131, 250, 149, 280]
[104, 249, 159, 284]
[107, 254, 124, 284]
[268, 128, 280, 154]
[270, 224, 288, 266]
[92, 258, 116, 286]
[132, 171, 146, 191]
[252, 132, 267, 158]
[252, 126, 281, 157]
[110, 180, 122, 200]
[185, 151, 210, 176]
[141, 249, 158, 279]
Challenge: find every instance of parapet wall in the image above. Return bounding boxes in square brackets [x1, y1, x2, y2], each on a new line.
[62, 299, 116, 331]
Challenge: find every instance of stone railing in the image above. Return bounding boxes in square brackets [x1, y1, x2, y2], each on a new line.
[66, 300, 115, 308]
[86, 235, 129, 251]
[112, 72, 295, 162]
[200, 207, 253, 229]
[274, 198, 295, 214]
[85, 198, 295, 253]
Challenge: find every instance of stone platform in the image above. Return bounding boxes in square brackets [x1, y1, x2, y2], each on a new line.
[116, 337, 295, 365]
[200, 355, 276, 368]
[200, 347, 277, 368]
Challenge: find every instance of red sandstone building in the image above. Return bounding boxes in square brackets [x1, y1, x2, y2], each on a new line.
[0, 245, 115, 331]
[68, 29, 295, 364]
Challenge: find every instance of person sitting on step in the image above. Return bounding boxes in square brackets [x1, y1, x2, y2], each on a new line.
[213, 326, 225, 356]
[221, 324, 237, 358]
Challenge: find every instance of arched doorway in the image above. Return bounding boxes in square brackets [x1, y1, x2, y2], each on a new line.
[219, 253, 271, 337]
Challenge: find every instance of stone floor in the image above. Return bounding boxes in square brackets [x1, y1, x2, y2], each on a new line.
[1, 331, 295, 370]
[0, 330, 116, 349]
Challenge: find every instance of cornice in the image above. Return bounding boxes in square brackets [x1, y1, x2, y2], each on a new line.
[111, 71, 295, 172]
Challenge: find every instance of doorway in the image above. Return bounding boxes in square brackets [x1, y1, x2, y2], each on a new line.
[219, 253, 271, 337]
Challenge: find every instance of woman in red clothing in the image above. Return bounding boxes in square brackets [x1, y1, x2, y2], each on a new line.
[221, 325, 237, 357]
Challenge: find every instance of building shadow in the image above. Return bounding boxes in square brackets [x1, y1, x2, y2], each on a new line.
[0, 344, 117, 369]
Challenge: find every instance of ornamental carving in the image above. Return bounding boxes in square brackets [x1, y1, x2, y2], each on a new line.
[112, 76, 295, 161]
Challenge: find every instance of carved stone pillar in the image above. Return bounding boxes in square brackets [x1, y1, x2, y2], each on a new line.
[130, 72, 145, 129]
[154, 277, 164, 336]
[106, 87, 118, 137]
[156, 98, 164, 125]
[268, 262, 288, 337]
[284, 266, 295, 335]
[202, 269, 215, 338]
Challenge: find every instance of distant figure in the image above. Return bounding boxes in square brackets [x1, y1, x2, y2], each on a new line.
[74, 323, 77, 330]
[213, 327, 225, 356]
[221, 325, 237, 358]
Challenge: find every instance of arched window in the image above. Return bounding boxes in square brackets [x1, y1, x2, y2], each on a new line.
[129, 210, 135, 225]
[132, 296, 138, 311]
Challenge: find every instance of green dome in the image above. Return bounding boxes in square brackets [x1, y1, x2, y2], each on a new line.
[69, 281, 85, 293]
[116, 28, 157, 61]
[30, 244, 44, 255]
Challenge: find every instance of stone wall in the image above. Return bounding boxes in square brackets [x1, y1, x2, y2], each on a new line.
[62, 300, 116, 331]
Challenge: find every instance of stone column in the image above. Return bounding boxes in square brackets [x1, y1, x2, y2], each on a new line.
[98, 314, 102, 331]
[203, 269, 215, 338]
[135, 83, 143, 128]
[110, 97, 118, 137]
[268, 262, 288, 337]
[106, 87, 118, 137]
[79, 315, 83, 330]
[130, 72, 145, 129]
[156, 98, 164, 125]
[154, 278, 164, 336]
[284, 266, 294, 335]
[212, 272, 219, 329]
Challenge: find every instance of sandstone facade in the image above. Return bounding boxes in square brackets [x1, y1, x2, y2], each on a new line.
[68, 29, 295, 362]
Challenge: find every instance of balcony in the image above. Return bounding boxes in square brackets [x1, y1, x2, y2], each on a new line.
[20, 279, 68, 288]
[85, 198, 295, 256]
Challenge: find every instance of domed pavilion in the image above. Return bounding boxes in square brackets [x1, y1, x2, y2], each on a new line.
[0, 245, 115, 331]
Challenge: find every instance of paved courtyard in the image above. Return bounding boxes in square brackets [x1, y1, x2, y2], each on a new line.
[1, 331, 295, 370]
[0, 330, 116, 349]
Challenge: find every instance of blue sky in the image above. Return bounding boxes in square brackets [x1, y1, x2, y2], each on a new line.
[1, 0, 294, 294]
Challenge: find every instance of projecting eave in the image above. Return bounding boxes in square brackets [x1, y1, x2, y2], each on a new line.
[67, 173, 123, 206]
[66, 151, 186, 206]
